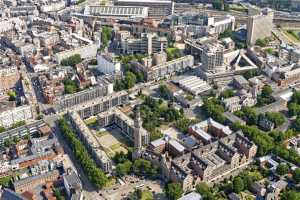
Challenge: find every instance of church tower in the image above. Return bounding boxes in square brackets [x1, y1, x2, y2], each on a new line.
[133, 105, 143, 160]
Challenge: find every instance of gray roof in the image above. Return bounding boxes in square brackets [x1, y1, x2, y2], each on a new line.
[0, 188, 26, 200]
[179, 192, 202, 200]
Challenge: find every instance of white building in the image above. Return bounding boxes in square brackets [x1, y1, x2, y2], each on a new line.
[176, 76, 212, 95]
[96, 55, 121, 75]
[0, 105, 33, 128]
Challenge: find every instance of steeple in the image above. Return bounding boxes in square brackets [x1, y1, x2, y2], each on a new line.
[133, 105, 143, 160]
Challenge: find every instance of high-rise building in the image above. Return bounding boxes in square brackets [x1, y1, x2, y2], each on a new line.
[201, 43, 225, 72]
[246, 8, 273, 45]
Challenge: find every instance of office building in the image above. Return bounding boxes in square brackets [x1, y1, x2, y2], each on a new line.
[201, 43, 225, 73]
[120, 33, 167, 55]
[247, 8, 274, 45]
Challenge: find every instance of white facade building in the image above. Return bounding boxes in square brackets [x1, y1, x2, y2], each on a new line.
[96, 55, 121, 75]
[0, 105, 33, 128]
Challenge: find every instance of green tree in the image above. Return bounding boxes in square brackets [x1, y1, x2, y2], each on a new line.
[212, 0, 223, 10]
[159, 84, 172, 100]
[7, 90, 16, 101]
[288, 103, 300, 116]
[102, 27, 113, 48]
[64, 79, 78, 94]
[124, 72, 136, 89]
[242, 107, 258, 125]
[265, 112, 286, 127]
[281, 190, 300, 200]
[61, 54, 82, 66]
[196, 183, 215, 200]
[293, 168, 300, 183]
[276, 163, 289, 175]
[233, 177, 245, 193]
[116, 160, 132, 176]
[0, 126, 5, 133]
[219, 89, 235, 99]
[261, 85, 272, 98]
[292, 116, 300, 131]
[291, 91, 300, 104]
[243, 69, 259, 79]
[165, 183, 183, 200]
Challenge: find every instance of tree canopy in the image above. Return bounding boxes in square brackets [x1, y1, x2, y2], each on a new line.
[165, 183, 183, 200]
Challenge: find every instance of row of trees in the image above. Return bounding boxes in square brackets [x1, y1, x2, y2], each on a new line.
[58, 119, 108, 189]
[101, 26, 113, 49]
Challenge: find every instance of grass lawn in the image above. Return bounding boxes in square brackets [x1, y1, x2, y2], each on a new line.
[284, 30, 300, 43]
[84, 116, 98, 125]
[97, 131, 110, 137]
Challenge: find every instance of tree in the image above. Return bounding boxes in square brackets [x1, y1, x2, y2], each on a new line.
[261, 85, 272, 98]
[165, 183, 183, 200]
[196, 183, 215, 200]
[292, 116, 300, 131]
[102, 26, 113, 48]
[276, 163, 289, 176]
[124, 72, 136, 89]
[281, 190, 300, 200]
[255, 38, 269, 47]
[291, 91, 300, 104]
[116, 160, 132, 176]
[243, 69, 259, 80]
[7, 90, 16, 101]
[212, 0, 223, 11]
[0, 126, 5, 133]
[159, 84, 172, 100]
[292, 168, 300, 183]
[64, 79, 78, 94]
[242, 107, 258, 125]
[288, 103, 300, 116]
[219, 89, 235, 99]
[166, 48, 182, 61]
[61, 54, 82, 66]
[233, 177, 245, 193]
[265, 112, 285, 127]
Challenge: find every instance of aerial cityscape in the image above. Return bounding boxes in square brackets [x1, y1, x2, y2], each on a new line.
[0, 0, 300, 200]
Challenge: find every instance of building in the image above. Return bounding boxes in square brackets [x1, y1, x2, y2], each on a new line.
[54, 44, 98, 64]
[53, 83, 113, 113]
[97, 107, 149, 147]
[0, 105, 33, 128]
[13, 170, 60, 193]
[63, 170, 83, 200]
[76, 90, 129, 119]
[84, 5, 148, 18]
[176, 76, 212, 95]
[96, 54, 121, 75]
[120, 33, 167, 55]
[141, 130, 257, 191]
[188, 118, 232, 143]
[69, 111, 112, 173]
[114, 0, 173, 17]
[247, 8, 274, 45]
[201, 43, 225, 73]
[132, 55, 194, 81]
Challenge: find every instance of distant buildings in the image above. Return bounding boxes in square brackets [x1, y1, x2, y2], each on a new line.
[114, 0, 173, 17]
[0, 105, 33, 128]
[84, 5, 149, 18]
[247, 8, 274, 45]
